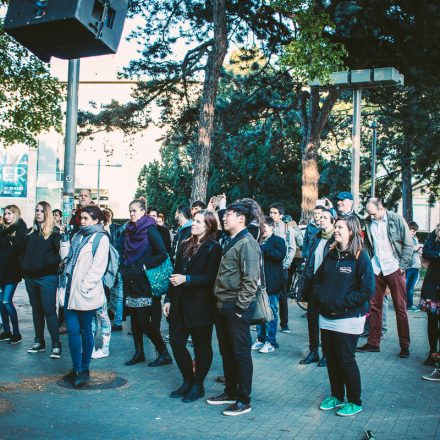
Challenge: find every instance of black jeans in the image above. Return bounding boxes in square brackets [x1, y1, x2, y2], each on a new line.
[306, 294, 320, 352]
[129, 306, 166, 354]
[427, 313, 440, 353]
[214, 303, 254, 404]
[321, 329, 362, 406]
[279, 269, 289, 328]
[25, 275, 60, 348]
[169, 304, 213, 385]
[151, 296, 162, 331]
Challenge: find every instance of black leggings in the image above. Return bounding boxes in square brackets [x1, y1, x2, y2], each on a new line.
[169, 311, 213, 385]
[130, 306, 166, 354]
[427, 313, 440, 353]
[321, 329, 362, 406]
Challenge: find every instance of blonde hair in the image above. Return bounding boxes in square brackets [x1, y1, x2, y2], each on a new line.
[4, 205, 21, 226]
[34, 201, 56, 239]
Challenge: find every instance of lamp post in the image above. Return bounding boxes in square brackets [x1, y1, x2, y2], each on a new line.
[76, 161, 122, 207]
[310, 67, 404, 210]
[370, 121, 378, 198]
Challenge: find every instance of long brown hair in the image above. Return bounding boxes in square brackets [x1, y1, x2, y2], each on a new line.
[333, 215, 364, 258]
[182, 210, 218, 258]
[33, 201, 56, 239]
[4, 205, 21, 227]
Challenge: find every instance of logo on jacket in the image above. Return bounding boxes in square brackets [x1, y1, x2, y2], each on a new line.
[340, 266, 352, 274]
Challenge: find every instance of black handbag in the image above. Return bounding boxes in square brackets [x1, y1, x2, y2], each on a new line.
[250, 256, 274, 325]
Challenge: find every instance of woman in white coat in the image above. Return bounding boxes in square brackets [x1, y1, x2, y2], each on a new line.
[59, 205, 109, 387]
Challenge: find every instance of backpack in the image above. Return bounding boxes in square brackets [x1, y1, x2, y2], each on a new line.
[91, 232, 120, 289]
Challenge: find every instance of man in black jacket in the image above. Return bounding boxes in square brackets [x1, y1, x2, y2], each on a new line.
[147, 207, 172, 254]
[252, 217, 286, 353]
[171, 205, 192, 263]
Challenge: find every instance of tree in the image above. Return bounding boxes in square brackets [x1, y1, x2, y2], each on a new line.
[0, 2, 64, 147]
[120, 1, 292, 203]
[275, 0, 440, 219]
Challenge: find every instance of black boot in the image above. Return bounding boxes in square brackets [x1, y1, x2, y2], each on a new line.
[148, 348, 173, 367]
[299, 351, 319, 365]
[125, 342, 145, 366]
[170, 381, 193, 398]
[182, 384, 205, 403]
[317, 355, 327, 367]
[73, 371, 89, 388]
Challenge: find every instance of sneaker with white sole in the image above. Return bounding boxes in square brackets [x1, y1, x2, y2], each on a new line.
[50, 347, 61, 359]
[251, 340, 264, 351]
[28, 342, 46, 353]
[319, 396, 344, 411]
[422, 368, 440, 381]
[259, 342, 275, 353]
[92, 348, 109, 359]
[222, 401, 251, 416]
[206, 393, 236, 405]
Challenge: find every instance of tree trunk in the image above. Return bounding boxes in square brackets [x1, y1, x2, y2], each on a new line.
[190, 0, 227, 203]
[401, 147, 413, 222]
[298, 89, 339, 222]
[301, 137, 320, 221]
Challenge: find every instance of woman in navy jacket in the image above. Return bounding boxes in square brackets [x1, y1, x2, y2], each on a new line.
[164, 210, 222, 403]
[0, 205, 27, 344]
[315, 215, 375, 417]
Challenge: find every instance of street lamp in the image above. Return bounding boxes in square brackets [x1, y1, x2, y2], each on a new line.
[76, 160, 122, 207]
[370, 121, 378, 198]
[310, 67, 404, 210]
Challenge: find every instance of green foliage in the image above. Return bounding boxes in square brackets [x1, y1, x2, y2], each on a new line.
[0, 14, 64, 147]
[273, 0, 347, 82]
[136, 65, 305, 219]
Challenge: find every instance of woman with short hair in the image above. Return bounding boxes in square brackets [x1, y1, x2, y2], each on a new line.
[121, 198, 172, 367]
[58, 204, 109, 387]
[0, 205, 27, 344]
[315, 215, 375, 416]
[21, 202, 62, 357]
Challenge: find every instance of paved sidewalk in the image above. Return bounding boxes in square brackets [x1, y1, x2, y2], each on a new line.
[0, 283, 438, 440]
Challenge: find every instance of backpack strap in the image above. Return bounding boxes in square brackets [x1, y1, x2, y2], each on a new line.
[91, 232, 109, 257]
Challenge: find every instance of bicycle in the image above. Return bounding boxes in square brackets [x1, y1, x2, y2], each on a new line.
[287, 263, 308, 311]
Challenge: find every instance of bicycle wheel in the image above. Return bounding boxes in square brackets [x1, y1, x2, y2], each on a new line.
[289, 271, 308, 310]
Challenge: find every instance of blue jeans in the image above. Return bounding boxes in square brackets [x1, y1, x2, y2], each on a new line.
[25, 275, 60, 347]
[405, 268, 419, 309]
[64, 293, 96, 372]
[256, 294, 280, 346]
[0, 284, 19, 334]
[110, 273, 124, 326]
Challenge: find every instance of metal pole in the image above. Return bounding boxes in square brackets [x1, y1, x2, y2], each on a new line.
[62, 59, 80, 224]
[97, 159, 101, 207]
[370, 121, 377, 198]
[351, 88, 362, 211]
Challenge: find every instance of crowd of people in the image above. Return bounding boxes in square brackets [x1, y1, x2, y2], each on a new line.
[0, 189, 439, 417]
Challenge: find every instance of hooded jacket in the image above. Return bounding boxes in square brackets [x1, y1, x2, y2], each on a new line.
[315, 248, 375, 320]
[0, 218, 27, 284]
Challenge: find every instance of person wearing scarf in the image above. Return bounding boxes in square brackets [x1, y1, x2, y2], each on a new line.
[58, 205, 109, 388]
[299, 208, 336, 366]
[120, 199, 172, 367]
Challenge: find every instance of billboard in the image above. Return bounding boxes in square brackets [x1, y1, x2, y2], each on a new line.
[0, 146, 29, 198]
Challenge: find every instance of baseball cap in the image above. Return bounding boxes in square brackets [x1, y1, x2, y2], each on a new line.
[336, 191, 353, 201]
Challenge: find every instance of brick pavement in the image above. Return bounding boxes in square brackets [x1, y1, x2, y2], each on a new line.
[0, 283, 438, 440]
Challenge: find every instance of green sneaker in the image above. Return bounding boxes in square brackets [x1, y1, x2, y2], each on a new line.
[319, 396, 344, 411]
[336, 402, 363, 417]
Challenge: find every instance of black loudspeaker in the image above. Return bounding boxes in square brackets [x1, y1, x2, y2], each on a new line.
[4, 0, 128, 62]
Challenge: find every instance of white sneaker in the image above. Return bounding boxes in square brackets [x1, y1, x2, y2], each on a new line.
[251, 341, 264, 350]
[92, 348, 109, 359]
[259, 342, 275, 353]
